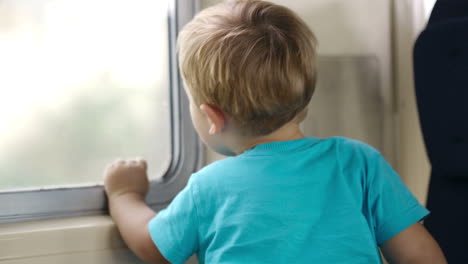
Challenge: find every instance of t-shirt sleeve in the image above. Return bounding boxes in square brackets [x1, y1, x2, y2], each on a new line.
[148, 177, 199, 264]
[364, 146, 430, 245]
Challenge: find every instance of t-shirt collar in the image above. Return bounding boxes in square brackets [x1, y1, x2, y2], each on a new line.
[242, 137, 319, 156]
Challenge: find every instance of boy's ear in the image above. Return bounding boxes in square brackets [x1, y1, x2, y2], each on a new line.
[200, 104, 226, 135]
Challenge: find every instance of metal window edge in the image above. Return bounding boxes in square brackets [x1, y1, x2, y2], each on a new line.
[0, 0, 201, 224]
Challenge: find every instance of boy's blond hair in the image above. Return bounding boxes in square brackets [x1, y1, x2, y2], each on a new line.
[178, 0, 317, 136]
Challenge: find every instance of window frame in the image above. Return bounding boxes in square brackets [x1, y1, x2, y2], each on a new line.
[0, 0, 202, 224]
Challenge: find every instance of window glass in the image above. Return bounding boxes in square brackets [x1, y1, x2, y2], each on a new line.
[0, 0, 171, 191]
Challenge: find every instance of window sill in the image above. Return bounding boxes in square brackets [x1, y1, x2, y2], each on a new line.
[0, 215, 139, 263]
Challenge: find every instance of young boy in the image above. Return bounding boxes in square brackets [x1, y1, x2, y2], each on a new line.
[104, 1, 446, 263]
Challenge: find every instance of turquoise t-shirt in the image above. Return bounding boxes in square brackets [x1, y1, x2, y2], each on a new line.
[148, 137, 429, 264]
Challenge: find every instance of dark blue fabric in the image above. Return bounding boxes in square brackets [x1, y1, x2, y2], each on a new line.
[414, 18, 468, 178]
[414, 1, 468, 262]
[428, 0, 468, 25]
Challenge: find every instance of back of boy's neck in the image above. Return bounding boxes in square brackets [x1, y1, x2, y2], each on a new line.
[235, 122, 305, 155]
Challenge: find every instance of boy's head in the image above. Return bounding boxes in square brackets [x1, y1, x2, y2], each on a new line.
[178, 0, 317, 138]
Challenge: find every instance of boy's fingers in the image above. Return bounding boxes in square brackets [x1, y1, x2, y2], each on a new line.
[106, 158, 146, 173]
[134, 157, 147, 170]
[110, 158, 125, 167]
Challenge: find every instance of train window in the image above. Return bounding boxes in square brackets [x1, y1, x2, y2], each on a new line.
[0, 0, 201, 223]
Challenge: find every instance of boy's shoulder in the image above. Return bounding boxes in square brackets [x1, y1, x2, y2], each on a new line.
[330, 136, 384, 166]
[332, 136, 381, 155]
[188, 137, 387, 198]
[189, 156, 239, 183]
[193, 137, 381, 177]
[297, 136, 381, 160]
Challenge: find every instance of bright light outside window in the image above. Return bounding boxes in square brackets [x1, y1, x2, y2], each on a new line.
[0, 0, 171, 191]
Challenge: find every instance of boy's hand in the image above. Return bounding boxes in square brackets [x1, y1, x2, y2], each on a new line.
[104, 158, 149, 200]
[103, 158, 169, 264]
